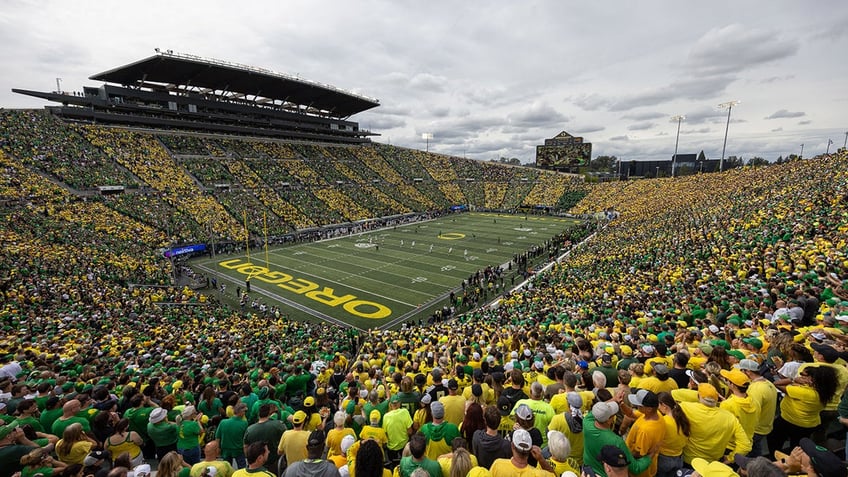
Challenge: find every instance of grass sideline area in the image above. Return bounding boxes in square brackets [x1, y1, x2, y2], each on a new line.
[191, 212, 582, 330]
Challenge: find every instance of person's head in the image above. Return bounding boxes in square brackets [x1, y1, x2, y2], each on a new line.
[547, 430, 571, 461]
[113, 418, 130, 434]
[113, 452, 132, 469]
[530, 381, 544, 399]
[356, 439, 385, 477]
[599, 445, 629, 476]
[291, 410, 307, 428]
[204, 440, 220, 459]
[514, 403, 535, 429]
[157, 451, 186, 477]
[306, 430, 324, 459]
[697, 383, 719, 407]
[484, 404, 501, 431]
[62, 399, 81, 416]
[333, 410, 347, 428]
[511, 428, 533, 460]
[805, 365, 840, 405]
[63, 422, 85, 442]
[591, 401, 619, 427]
[409, 433, 427, 459]
[430, 401, 445, 421]
[233, 402, 247, 417]
[258, 403, 274, 420]
[245, 441, 269, 466]
[449, 448, 473, 477]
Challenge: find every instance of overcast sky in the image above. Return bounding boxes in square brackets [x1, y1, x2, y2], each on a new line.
[2, 0, 846, 163]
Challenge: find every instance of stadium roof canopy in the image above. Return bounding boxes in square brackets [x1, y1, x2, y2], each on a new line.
[89, 51, 380, 118]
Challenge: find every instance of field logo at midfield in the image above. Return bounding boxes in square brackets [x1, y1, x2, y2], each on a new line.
[438, 232, 465, 240]
[218, 259, 391, 319]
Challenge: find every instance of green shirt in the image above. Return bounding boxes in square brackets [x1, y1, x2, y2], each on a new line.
[147, 421, 179, 447]
[51, 416, 91, 437]
[398, 456, 442, 477]
[582, 412, 651, 477]
[125, 406, 154, 441]
[177, 420, 202, 450]
[216, 416, 248, 457]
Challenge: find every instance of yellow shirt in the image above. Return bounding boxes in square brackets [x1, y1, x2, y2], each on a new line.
[359, 425, 388, 448]
[658, 413, 688, 457]
[625, 415, 666, 477]
[277, 429, 309, 464]
[439, 394, 467, 426]
[798, 362, 848, 411]
[637, 377, 679, 394]
[547, 412, 584, 465]
[679, 401, 751, 463]
[490, 458, 556, 477]
[747, 378, 778, 435]
[780, 384, 824, 428]
[325, 427, 356, 458]
[720, 394, 758, 439]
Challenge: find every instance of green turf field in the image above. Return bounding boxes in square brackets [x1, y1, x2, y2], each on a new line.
[192, 212, 581, 330]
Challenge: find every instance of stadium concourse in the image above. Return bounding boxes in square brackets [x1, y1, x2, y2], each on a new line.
[0, 109, 847, 477]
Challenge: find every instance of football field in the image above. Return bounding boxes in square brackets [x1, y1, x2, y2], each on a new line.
[192, 212, 581, 330]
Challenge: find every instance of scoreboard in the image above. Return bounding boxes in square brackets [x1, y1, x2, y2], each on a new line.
[536, 131, 592, 169]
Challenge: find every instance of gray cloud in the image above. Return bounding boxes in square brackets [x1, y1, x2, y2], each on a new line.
[798, 120, 812, 125]
[610, 135, 629, 141]
[771, 127, 783, 132]
[572, 125, 606, 134]
[506, 102, 568, 128]
[628, 122, 655, 131]
[765, 109, 806, 119]
[687, 24, 800, 76]
[621, 111, 666, 121]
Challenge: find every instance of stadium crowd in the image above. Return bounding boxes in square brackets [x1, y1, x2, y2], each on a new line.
[2, 109, 848, 477]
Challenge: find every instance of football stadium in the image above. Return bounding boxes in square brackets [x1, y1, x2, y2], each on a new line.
[1, 47, 848, 477]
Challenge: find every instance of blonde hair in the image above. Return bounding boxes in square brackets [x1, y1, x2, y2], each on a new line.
[449, 448, 473, 477]
[157, 451, 185, 477]
[57, 423, 85, 456]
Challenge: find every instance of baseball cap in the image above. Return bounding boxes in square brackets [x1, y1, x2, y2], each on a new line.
[599, 445, 629, 468]
[697, 383, 719, 406]
[471, 384, 483, 397]
[303, 396, 316, 407]
[83, 449, 109, 467]
[566, 391, 583, 410]
[691, 458, 740, 477]
[369, 410, 381, 423]
[515, 403, 533, 421]
[390, 395, 400, 404]
[447, 379, 458, 390]
[653, 364, 669, 375]
[420, 394, 432, 405]
[811, 343, 840, 363]
[512, 428, 532, 451]
[430, 401, 445, 420]
[743, 338, 763, 349]
[601, 354, 612, 363]
[341, 434, 356, 454]
[737, 359, 760, 372]
[591, 401, 619, 423]
[497, 395, 512, 416]
[133, 464, 152, 477]
[292, 410, 307, 424]
[685, 369, 705, 385]
[307, 430, 324, 447]
[800, 438, 848, 477]
[628, 389, 658, 408]
[720, 368, 751, 387]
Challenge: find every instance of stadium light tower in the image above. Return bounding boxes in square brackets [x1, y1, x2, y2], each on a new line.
[670, 115, 685, 177]
[422, 133, 433, 153]
[800, 143, 804, 159]
[843, 131, 847, 149]
[718, 100, 741, 172]
[827, 139, 833, 155]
